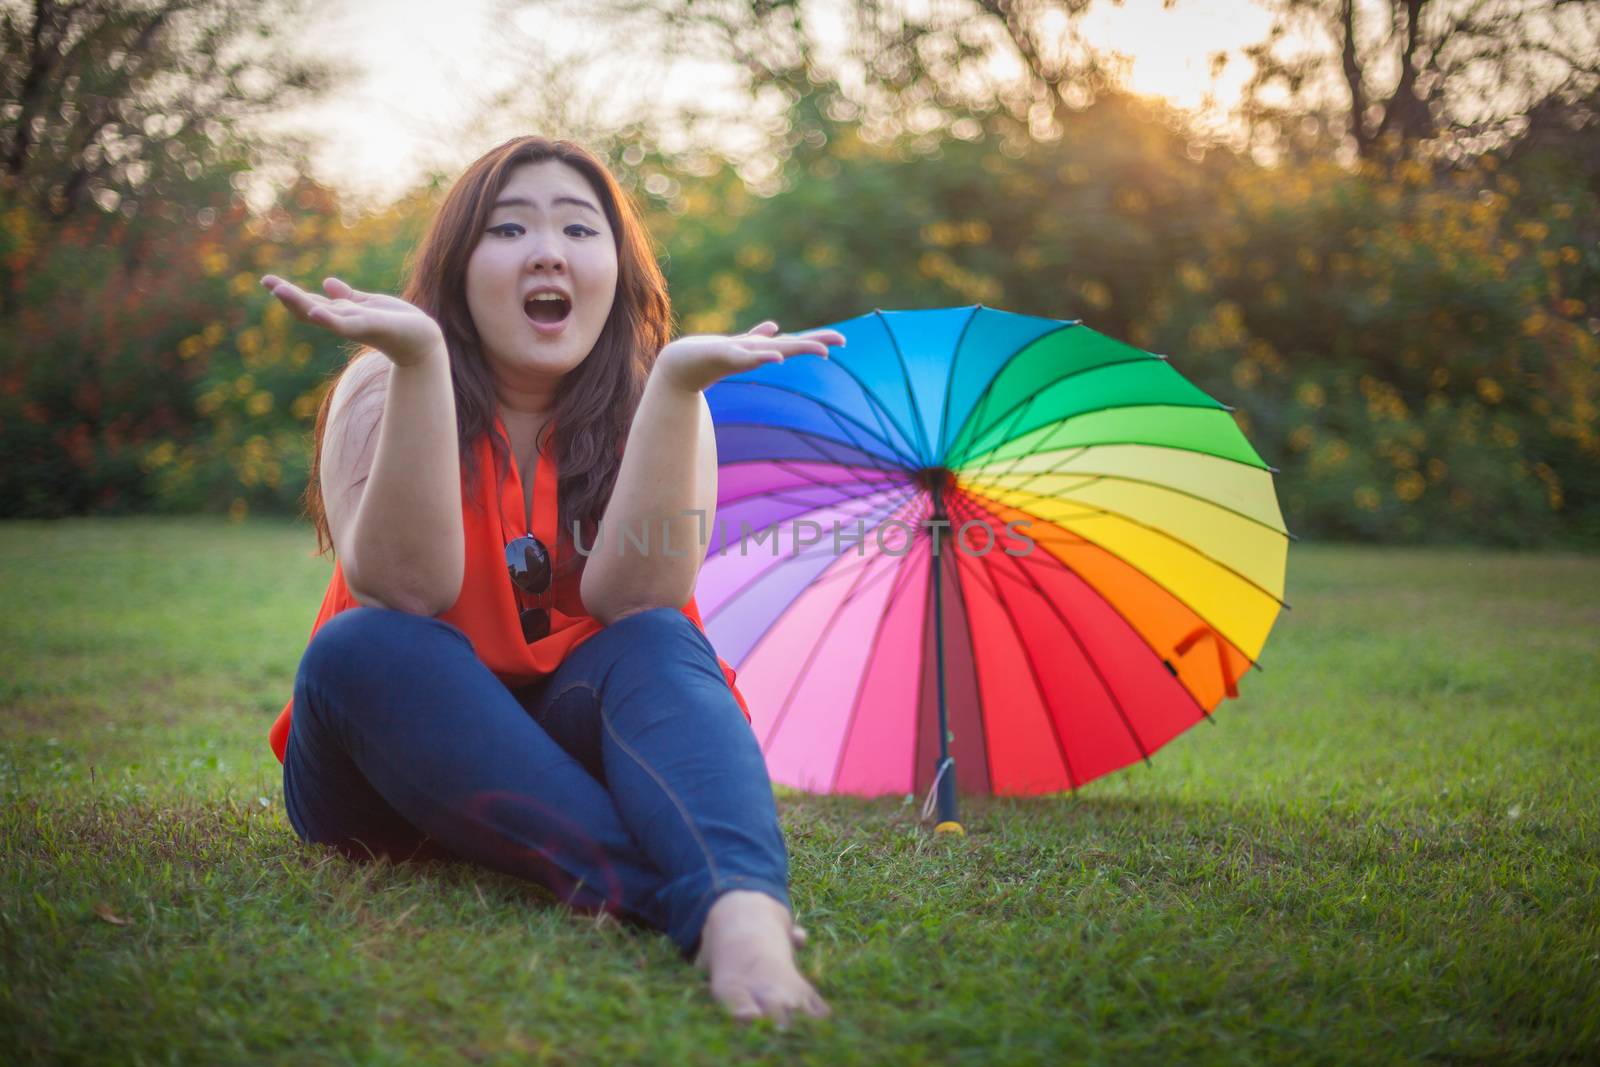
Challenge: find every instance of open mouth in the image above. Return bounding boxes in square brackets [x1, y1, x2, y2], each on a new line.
[524, 293, 572, 326]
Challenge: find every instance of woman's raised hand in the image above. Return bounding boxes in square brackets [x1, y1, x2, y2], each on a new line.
[260, 275, 445, 367]
[655, 320, 845, 394]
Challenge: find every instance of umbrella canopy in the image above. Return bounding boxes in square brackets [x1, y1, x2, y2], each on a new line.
[697, 305, 1289, 798]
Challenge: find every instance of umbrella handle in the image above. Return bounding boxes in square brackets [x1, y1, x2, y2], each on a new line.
[920, 756, 956, 822]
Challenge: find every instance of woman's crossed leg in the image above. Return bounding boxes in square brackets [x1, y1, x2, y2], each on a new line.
[282, 606, 828, 1024]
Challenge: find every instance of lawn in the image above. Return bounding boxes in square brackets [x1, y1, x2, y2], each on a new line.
[2, 518, 1597, 1065]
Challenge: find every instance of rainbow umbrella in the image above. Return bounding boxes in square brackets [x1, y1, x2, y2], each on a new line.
[696, 305, 1289, 826]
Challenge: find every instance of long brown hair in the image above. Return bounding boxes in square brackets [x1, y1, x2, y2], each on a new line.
[303, 136, 672, 577]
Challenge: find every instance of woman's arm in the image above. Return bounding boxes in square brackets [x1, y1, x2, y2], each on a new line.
[580, 320, 843, 626]
[266, 275, 464, 616]
[579, 374, 717, 625]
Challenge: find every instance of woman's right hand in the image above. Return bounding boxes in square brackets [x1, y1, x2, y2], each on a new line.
[260, 275, 445, 367]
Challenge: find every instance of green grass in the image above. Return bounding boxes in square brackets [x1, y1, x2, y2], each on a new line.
[2, 517, 1598, 1065]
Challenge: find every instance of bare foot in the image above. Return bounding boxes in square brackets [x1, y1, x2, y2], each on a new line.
[693, 890, 831, 1027]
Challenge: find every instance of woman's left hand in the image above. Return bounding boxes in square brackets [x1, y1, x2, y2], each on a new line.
[654, 320, 845, 394]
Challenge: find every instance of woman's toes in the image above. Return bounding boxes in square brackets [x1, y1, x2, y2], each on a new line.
[790, 923, 808, 947]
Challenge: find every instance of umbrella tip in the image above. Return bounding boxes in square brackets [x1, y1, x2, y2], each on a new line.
[1266, 464, 1281, 474]
[1286, 529, 1302, 542]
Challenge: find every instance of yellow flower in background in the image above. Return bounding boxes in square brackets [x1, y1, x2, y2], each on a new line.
[1426, 458, 1448, 481]
[1560, 246, 1580, 264]
[683, 308, 734, 334]
[1079, 279, 1112, 310]
[708, 271, 752, 317]
[1178, 262, 1208, 292]
[1395, 471, 1425, 502]
[1113, 188, 1148, 214]
[178, 336, 204, 361]
[142, 441, 176, 470]
[202, 322, 225, 345]
[229, 498, 249, 523]
[1232, 359, 1261, 389]
[1297, 381, 1326, 408]
[246, 392, 274, 418]
[735, 244, 774, 271]
[1288, 425, 1314, 452]
[1477, 378, 1504, 404]
[1354, 487, 1381, 511]
[1491, 423, 1519, 448]
[804, 242, 838, 268]
[863, 271, 890, 294]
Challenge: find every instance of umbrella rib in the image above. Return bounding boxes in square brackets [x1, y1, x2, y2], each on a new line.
[956, 489, 1270, 673]
[941, 495, 1082, 790]
[873, 309, 935, 465]
[772, 486, 926, 592]
[796, 336, 929, 471]
[963, 448, 1292, 539]
[719, 379, 920, 469]
[759, 491, 931, 758]
[716, 459, 910, 509]
[701, 484, 921, 629]
[958, 487, 1222, 732]
[714, 423, 905, 473]
[960, 477, 1291, 611]
[950, 491, 1159, 775]
[825, 532, 933, 791]
[942, 321, 1081, 462]
[956, 396, 1235, 469]
[952, 351, 1173, 451]
[709, 486, 907, 557]
[965, 431, 1282, 477]
[932, 305, 983, 461]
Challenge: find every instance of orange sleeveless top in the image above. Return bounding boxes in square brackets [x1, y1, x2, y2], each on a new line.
[268, 416, 750, 764]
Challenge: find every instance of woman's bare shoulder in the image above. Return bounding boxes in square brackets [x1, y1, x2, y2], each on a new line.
[322, 351, 392, 511]
[327, 349, 391, 424]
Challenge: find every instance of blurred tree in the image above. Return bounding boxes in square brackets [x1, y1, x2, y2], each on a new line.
[548, 0, 1138, 155]
[1234, 0, 1600, 162]
[0, 0, 335, 221]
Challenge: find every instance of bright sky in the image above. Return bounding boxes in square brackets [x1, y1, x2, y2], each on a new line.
[264, 0, 1281, 208]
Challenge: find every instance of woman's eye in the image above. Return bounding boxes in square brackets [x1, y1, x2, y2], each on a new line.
[489, 223, 523, 237]
[565, 224, 598, 238]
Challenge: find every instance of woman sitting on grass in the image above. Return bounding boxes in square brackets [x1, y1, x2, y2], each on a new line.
[261, 135, 839, 1027]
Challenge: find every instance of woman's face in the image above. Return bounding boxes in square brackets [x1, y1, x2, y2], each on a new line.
[465, 160, 620, 389]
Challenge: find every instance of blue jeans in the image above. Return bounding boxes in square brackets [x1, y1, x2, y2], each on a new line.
[281, 605, 791, 960]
